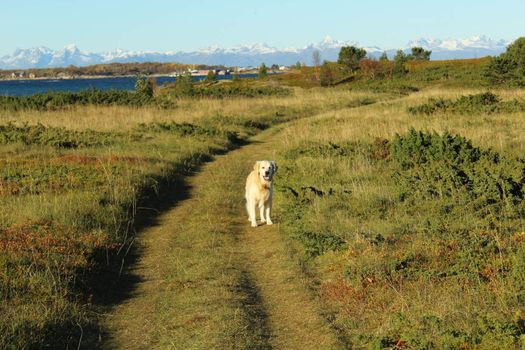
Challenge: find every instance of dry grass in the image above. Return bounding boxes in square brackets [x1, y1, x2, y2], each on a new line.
[282, 87, 525, 154]
[0, 88, 382, 131]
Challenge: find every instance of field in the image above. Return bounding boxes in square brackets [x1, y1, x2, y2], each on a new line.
[1, 62, 525, 349]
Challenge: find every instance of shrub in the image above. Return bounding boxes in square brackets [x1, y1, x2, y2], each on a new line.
[166, 83, 291, 99]
[0, 123, 118, 148]
[320, 61, 335, 87]
[258, 63, 268, 78]
[338, 46, 367, 72]
[408, 92, 525, 115]
[205, 70, 217, 83]
[0, 88, 173, 111]
[393, 50, 408, 76]
[485, 37, 525, 86]
[391, 129, 525, 211]
[134, 121, 242, 144]
[407, 46, 432, 61]
[135, 76, 154, 97]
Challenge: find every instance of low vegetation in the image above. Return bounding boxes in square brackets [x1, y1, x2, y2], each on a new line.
[408, 91, 525, 115]
[0, 87, 175, 112]
[0, 88, 379, 348]
[273, 89, 525, 349]
[484, 37, 525, 87]
[163, 78, 292, 98]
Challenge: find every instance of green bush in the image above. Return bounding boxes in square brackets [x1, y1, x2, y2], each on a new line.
[408, 92, 525, 115]
[135, 121, 242, 144]
[166, 83, 292, 99]
[135, 76, 154, 97]
[0, 88, 174, 112]
[485, 37, 525, 86]
[391, 129, 525, 210]
[0, 123, 118, 148]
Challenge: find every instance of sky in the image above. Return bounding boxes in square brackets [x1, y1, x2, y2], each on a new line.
[0, 0, 523, 55]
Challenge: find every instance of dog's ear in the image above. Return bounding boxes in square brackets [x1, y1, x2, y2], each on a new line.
[253, 161, 260, 172]
[271, 161, 278, 173]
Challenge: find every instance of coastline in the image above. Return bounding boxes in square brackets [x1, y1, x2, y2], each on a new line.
[0, 72, 264, 81]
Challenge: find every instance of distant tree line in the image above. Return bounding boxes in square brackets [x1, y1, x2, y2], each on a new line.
[316, 45, 432, 86]
[0, 62, 204, 79]
[318, 37, 525, 88]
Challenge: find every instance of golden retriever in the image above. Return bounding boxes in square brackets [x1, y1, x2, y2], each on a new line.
[245, 160, 278, 227]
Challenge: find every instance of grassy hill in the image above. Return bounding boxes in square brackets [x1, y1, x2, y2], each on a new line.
[1, 56, 525, 348]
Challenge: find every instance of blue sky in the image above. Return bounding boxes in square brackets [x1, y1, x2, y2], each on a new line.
[1, 0, 523, 55]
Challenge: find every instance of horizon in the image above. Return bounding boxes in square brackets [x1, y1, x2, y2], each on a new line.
[1, 0, 523, 56]
[0, 34, 516, 55]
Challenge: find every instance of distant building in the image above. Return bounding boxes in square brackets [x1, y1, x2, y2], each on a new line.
[56, 72, 72, 79]
[191, 70, 210, 76]
[29, 73, 36, 79]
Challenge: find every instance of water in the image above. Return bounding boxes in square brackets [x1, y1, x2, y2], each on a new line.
[0, 74, 259, 96]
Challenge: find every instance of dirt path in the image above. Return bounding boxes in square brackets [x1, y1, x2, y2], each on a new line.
[102, 126, 343, 349]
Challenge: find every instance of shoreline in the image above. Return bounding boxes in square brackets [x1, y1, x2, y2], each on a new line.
[0, 71, 267, 82]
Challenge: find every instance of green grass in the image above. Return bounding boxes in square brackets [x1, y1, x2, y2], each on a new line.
[0, 88, 381, 348]
[3, 65, 525, 348]
[0, 121, 238, 348]
[272, 88, 525, 349]
[272, 57, 491, 92]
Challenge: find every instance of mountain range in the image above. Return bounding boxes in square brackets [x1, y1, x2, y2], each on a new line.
[0, 35, 511, 69]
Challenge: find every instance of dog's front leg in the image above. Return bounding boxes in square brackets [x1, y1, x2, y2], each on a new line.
[247, 200, 257, 227]
[259, 204, 266, 223]
[264, 202, 273, 225]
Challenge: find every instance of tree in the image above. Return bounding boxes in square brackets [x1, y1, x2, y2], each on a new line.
[232, 68, 240, 81]
[312, 49, 321, 80]
[312, 50, 321, 67]
[320, 61, 334, 87]
[258, 63, 268, 78]
[174, 71, 194, 96]
[337, 46, 367, 71]
[271, 64, 280, 71]
[295, 61, 302, 70]
[379, 51, 389, 61]
[408, 46, 432, 61]
[359, 58, 382, 79]
[135, 75, 154, 97]
[485, 37, 525, 86]
[393, 50, 408, 76]
[205, 69, 217, 82]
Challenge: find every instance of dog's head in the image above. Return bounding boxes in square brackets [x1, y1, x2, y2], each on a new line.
[254, 160, 278, 183]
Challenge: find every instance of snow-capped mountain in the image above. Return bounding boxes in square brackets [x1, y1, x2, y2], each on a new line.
[0, 35, 512, 69]
[406, 35, 509, 59]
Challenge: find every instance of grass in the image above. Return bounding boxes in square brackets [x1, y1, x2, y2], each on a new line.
[271, 57, 491, 91]
[104, 128, 342, 349]
[0, 87, 385, 348]
[3, 66, 525, 349]
[272, 86, 525, 349]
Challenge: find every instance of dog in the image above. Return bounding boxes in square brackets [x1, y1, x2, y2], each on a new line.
[245, 160, 278, 227]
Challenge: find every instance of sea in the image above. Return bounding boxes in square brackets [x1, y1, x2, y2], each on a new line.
[0, 74, 259, 96]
